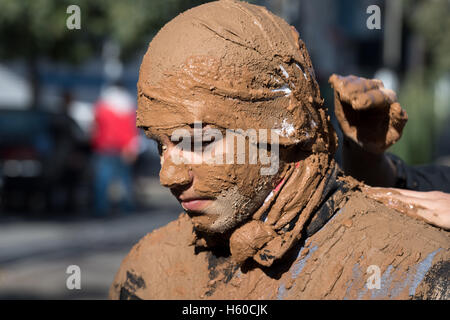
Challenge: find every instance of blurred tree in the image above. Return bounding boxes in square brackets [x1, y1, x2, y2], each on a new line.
[390, 73, 435, 165]
[0, 0, 212, 107]
[389, 0, 450, 165]
[407, 0, 450, 78]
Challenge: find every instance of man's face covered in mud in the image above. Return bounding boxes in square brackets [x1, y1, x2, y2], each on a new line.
[137, 0, 335, 234]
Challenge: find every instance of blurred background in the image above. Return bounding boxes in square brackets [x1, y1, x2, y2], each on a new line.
[0, 0, 448, 299]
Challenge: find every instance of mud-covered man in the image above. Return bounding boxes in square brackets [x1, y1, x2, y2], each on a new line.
[110, 0, 449, 300]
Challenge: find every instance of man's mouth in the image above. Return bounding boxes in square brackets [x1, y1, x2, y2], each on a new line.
[179, 197, 214, 212]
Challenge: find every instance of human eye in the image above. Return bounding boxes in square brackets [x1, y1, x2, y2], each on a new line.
[194, 130, 222, 152]
[186, 137, 211, 153]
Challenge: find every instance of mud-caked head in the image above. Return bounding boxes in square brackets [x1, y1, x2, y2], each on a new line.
[137, 0, 337, 234]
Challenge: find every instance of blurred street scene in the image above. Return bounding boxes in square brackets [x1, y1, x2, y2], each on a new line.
[0, 0, 448, 299]
[0, 178, 181, 299]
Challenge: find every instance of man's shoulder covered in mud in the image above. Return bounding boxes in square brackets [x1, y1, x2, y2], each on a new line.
[296, 191, 449, 299]
[110, 192, 449, 300]
[109, 213, 211, 300]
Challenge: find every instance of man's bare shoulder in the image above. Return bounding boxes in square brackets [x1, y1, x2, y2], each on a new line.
[109, 213, 205, 299]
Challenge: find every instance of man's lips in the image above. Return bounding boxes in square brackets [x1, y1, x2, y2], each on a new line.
[179, 197, 213, 212]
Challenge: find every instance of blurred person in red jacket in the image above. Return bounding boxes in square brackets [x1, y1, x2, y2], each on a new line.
[91, 82, 139, 216]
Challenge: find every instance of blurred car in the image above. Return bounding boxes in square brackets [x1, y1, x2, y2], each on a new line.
[0, 108, 90, 214]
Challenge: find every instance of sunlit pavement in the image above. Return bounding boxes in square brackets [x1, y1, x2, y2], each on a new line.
[0, 178, 182, 299]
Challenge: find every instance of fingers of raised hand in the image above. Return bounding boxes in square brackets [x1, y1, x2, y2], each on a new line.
[329, 74, 383, 105]
[350, 89, 394, 110]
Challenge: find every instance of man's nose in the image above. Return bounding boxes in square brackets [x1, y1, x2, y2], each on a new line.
[159, 154, 192, 188]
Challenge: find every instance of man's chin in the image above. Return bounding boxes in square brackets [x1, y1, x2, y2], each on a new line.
[189, 214, 236, 234]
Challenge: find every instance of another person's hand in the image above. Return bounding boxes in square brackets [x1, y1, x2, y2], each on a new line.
[121, 137, 140, 164]
[329, 74, 408, 154]
[365, 187, 450, 230]
[121, 147, 138, 164]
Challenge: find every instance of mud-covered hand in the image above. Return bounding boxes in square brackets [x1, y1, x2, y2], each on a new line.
[365, 187, 450, 230]
[329, 74, 408, 154]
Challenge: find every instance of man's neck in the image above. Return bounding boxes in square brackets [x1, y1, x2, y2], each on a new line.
[192, 157, 360, 267]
